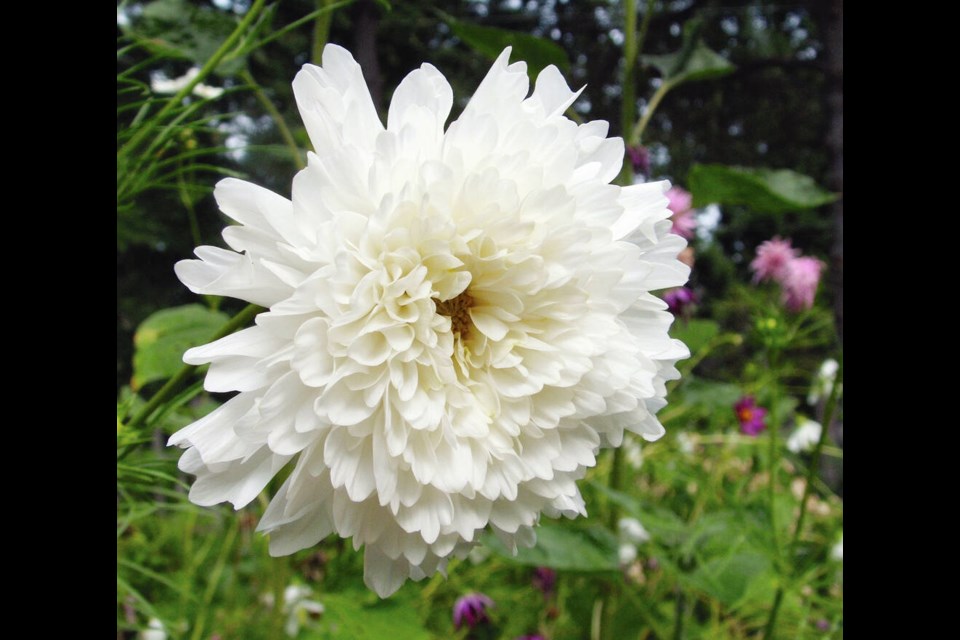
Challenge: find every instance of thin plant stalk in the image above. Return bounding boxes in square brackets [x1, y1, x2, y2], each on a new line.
[119, 0, 268, 159]
[762, 362, 843, 639]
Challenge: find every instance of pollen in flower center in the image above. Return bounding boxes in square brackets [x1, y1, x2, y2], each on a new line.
[435, 290, 475, 338]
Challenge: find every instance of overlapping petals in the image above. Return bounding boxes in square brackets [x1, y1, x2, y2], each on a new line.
[170, 45, 689, 597]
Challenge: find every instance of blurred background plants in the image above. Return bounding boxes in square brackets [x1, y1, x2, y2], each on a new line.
[117, 1, 842, 638]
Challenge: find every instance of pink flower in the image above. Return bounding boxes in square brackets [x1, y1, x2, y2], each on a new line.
[671, 209, 697, 240]
[665, 187, 697, 240]
[750, 237, 799, 283]
[453, 593, 495, 629]
[780, 256, 823, 312]
[734, 396, 767, 436]
[666, 186, 692, 214]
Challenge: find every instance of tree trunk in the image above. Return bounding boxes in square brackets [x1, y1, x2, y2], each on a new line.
[826, 1, 843, 342]
[353, 0, 383, 115]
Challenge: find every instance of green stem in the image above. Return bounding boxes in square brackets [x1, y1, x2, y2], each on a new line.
[607, 447, 624, 530]
[118, 0, 267, 159]
[241, 69, 305, 170]
[312, 0, 336, 64]
[245, 1, 354, 53]
[634, 0, 656, 62]
[767, 347, 783, 558]
[790, 364, 843, 550]
[762, 361, 842, 639]
[672, 589, 685, 640]
[124, 303, 262, 429]
[190, 520, 239, 640]
[762, 589, 785, 640]
[630, 79, 673, 145]
[177, 169, 203, 247]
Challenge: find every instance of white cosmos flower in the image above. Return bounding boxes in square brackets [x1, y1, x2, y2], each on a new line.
[151, 66, 224, 100]
[169, 45, 689, 597]
[831, 534, 843, 562]
[786, 418, 822, 453]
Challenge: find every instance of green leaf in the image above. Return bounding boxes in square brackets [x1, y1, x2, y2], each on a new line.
[642, 20, 734, 86]
[688, 164, 838, 212]
[316, 592, 431, 640]
[588, 482, 688, 547]
[678, 378, 743, 410]
[123, 0, 257, 75]
[671, 319, 720, 354]
[446, 18, 569, 79]
[481, 522, 619, 571]
[683, 551, 775, 607]
[132, 304, 229, 389]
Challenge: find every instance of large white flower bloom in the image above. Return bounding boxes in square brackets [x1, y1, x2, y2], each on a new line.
[169, 45, 689, 597]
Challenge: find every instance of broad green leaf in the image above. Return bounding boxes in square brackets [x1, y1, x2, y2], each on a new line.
[689, 164, 838, 212]
[132, 304, 229, 389]
[482, 522, 619, 571]
[447, 18, 569, 79]
[671, 318, 720, 354]
[683, 551, 775, 607]
[642, 20, 734, 86]
[316, 592, 431, 640]
[643, 43, 734, 85]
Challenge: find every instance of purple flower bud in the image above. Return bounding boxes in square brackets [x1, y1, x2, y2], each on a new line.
[532, 567, 557, 595]
[626, 145, 650, 174]
[453, 592, 495, 629]
[664, 287, 697, 317]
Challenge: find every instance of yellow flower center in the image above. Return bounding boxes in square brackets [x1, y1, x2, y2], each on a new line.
[435, 290, 475, 339]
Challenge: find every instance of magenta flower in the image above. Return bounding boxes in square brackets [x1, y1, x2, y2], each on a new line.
[780, 256, 823, 312]
[532, 567, 557, 595]
[734, 396, 767, 436]
[664, 287, 697, 317]
[453, 593, 495, 629]
[750, 237, 799, 283]
[626, 145, 650, 174]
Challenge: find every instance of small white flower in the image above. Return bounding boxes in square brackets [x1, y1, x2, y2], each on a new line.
[192, 83, 225, 100]
[676, 431, 695, 455]
[618, 542, 638, 565]
[618, 517, 651, 545]
[786, 419, 822, 453]
[831, 534, 843, 562]
[151, 66, 224, 100]
[170, 45, 688, 597]
[623, 435, 644, 469]
[807, 358, 839, 405]
[140, 618, 167, 640]
[282, 585, 324, 637]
